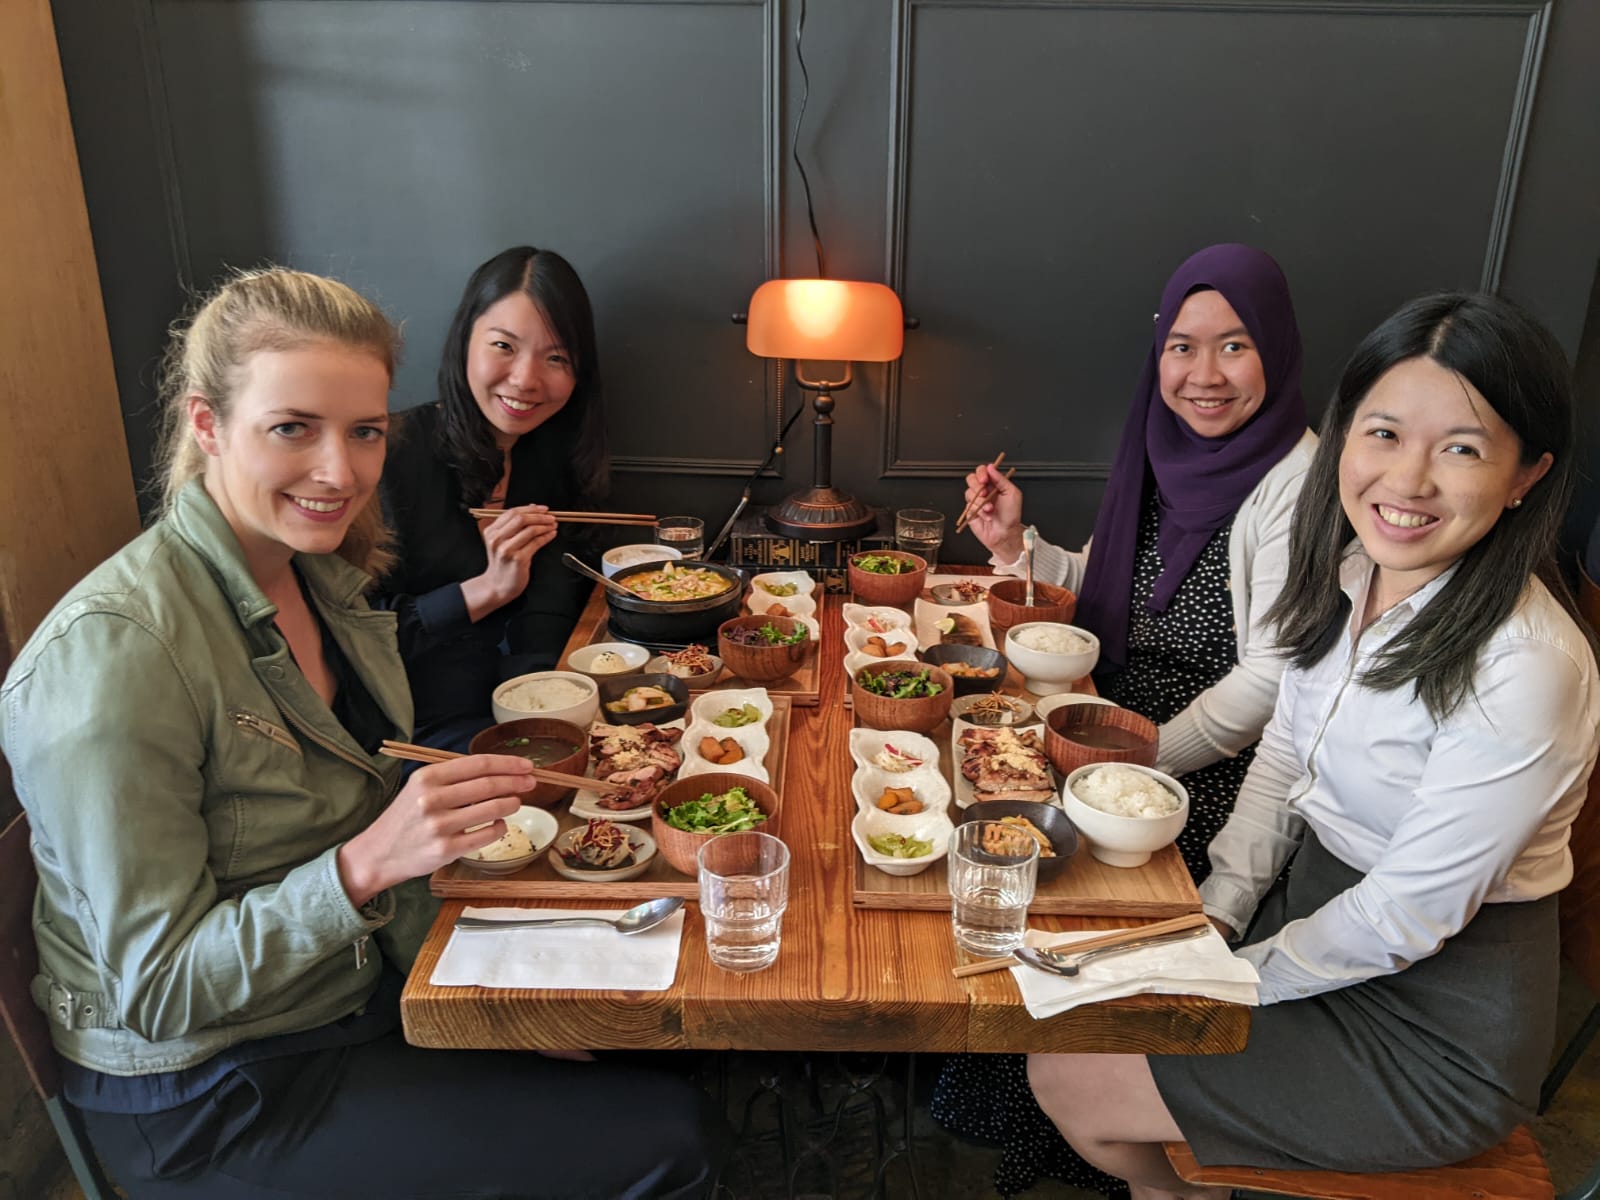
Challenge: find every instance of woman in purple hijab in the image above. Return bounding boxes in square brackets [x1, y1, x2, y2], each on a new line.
[936, 245, 1315, 1198]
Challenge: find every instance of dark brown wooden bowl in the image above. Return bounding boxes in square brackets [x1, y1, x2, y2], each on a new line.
[847, 551, 928, 607]
[651, 771, 781, 876]
[717, 615, 811, 683]
[467, 718, 589, 809]
[850, 659, 955, 734]
[1044, 702, 1158, 779]
[988, 578, 1077, 638]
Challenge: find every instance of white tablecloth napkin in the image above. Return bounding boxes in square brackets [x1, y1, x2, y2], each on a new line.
[1011, 925, 1259, 1020]
[429, 906, 685, 991]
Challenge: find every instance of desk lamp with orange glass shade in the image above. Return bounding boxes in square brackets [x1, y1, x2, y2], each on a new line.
[745, 278, 904, 540]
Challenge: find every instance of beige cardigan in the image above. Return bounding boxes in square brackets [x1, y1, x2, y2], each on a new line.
[994, 430, 1318, 777]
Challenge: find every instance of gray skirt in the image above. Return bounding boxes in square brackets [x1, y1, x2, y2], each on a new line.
[1149, 832, 1558, 1171]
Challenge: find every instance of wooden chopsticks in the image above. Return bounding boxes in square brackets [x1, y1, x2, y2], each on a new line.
[468, 508, 657, 528]
[378, 739, 632, 797]
[953, 453, 1014, 535]
[950, 912, 1212, 979]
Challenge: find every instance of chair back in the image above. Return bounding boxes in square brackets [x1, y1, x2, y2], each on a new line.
[1562, 563, 1600, 998]
[0, 810, 59, 1100]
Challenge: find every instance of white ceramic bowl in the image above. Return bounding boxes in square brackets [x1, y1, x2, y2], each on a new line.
[845, 728, 942, 774]
[850, 763, 952, 818]
[750, 570, 818, 599]
[547, 824, 657, 882]
[851, 807, 953, 877]
[842, 624, 919, 677]
[1061, 763, 1188, 868]
[491, 670, 601, 727]
[689, 687, 774, 729]
[1004, 622, 1101, 695]
[456, 806, 560, 875]
[840, 604, 914, 634]
[566, 641, 651, 682]
[601, 543, 683, 578]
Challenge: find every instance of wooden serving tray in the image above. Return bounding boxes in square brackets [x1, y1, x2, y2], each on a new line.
[562, 586, 823, 707]
[430, 694, 792, 900]
[850, 718, 1201, 917]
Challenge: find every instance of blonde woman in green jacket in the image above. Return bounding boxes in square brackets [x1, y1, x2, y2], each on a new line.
[0, 269, 723, 1198]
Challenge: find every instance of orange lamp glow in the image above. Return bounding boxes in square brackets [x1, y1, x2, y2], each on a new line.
[745, 279, 904, 362]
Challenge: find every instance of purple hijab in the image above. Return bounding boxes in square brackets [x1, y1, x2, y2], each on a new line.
[1075, 244, 1307, 673]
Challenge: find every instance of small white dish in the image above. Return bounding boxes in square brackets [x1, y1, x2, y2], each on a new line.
[571, 717, 687, 822]
[851, 762, 951, 817]
[547, 824, 658, 882]
[1033, 691, 1117, 727]
[456, 806, 560, 875]
[843, 624, 920, 678]
[566, 641, 650, 681]
[601, 543, 682, 578]
[1004, 622, 1100, 695]
[1062, 763, 1189, 868]
[841, 604, 914, 634]
[846, 728, 941, 774]
[851, 807, 953, 877]
[912, 597, 996, 652]
[678, 720, 771, 783]
[750, 570, 818, 598]
[491, 670, 600, 728]
[748, 590, 818, 621]
[689, 687, 774, 729]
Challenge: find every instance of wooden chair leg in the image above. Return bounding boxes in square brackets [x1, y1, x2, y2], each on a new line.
[1541, 1001, 1600, 1114]
[45, 1095, 117, 1200]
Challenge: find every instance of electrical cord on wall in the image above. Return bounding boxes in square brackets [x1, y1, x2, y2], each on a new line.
[706, 0, 827, 560]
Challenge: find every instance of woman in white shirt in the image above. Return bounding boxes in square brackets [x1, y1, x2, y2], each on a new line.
[1027, 291, 1599, 1196]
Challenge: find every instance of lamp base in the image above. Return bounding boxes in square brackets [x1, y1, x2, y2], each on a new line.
[764, 486, 878, 541]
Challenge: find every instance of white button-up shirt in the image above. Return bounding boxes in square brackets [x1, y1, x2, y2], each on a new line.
[1199, 549, 1600, 1005]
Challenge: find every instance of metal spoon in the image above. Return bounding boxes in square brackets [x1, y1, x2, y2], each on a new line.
[1023, 525, 1037, 608]
[1012, 925, 1209, 977]
[454, 896, 684, 935]
[561, 552, 640, 602]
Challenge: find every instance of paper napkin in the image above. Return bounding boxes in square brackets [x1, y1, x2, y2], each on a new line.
[429, 906, 685, 991]
[1011, 925, 1259, 1020]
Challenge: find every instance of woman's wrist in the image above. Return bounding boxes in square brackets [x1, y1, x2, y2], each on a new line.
[460, 573, 506, 623]
[336, 836, 390, 909]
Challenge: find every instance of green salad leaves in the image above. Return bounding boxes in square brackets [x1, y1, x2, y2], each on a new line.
[663, 786, 768, 834]
[857, 668, 943, 699]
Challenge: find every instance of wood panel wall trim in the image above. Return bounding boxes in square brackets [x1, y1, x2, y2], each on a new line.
[1, 0, 140, 656]
[879, 0, 1551, 480]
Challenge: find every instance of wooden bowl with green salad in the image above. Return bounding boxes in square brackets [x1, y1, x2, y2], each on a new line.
[847, 550, 927, 607]
[717, 614, 811, 683]
[651, 772, 780, 875]
[850, 659, 954, 734]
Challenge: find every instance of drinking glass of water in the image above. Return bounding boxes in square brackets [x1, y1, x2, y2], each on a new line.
[697, 831, 790, 973]
[656, 515, 704, 560]
[895, 508, 945, 567]
[949, 821, 1039, 958]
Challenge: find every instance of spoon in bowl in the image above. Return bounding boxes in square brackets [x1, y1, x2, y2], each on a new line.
[561, 552, 641, 602]
[454, 896, 684, 935]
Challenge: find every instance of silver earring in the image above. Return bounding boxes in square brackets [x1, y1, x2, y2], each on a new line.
[1510, 498, 1523, 509]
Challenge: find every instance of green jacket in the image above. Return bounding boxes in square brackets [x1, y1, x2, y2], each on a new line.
[0, 481, 435, 1075]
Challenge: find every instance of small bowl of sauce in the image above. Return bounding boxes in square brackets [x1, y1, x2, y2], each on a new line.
[468, 717, 589, 808]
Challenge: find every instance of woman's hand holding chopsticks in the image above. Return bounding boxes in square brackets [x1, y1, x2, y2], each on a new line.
[335, 753, 539, 906]
[461, 505, 559, 621]
[960, 459, 1025, 560]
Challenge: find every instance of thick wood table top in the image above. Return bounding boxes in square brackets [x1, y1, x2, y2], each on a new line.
[401, 584, 1250, 1056]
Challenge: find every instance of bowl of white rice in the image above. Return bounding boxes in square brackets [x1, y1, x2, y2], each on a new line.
[1004, 621, 1100, 695]
[491, 670, 600, 728]
[1061, 763, 1188, 868]
[601, 543, 683, 578]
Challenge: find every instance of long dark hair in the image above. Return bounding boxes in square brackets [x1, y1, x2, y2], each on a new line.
[1268, 291, 1578, 720]
[435, 246, 609, 505]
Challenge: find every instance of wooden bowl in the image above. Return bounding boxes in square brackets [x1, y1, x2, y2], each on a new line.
[850, 659, 955, 734]
[718, 615, 811, 683]
[651, 771, 780, 876]
[847, 551, 928, 607]
[1044, 703, 1158, 779]
[467, 718, 589, 809]
[988, 578, 1077, 637]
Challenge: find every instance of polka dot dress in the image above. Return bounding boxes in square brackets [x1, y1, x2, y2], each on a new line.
[931, 492, 1254, 1197]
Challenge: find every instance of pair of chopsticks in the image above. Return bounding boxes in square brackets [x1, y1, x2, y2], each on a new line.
[950, 912, 1212, 979]
[953, 452, 1016, 535]
[378, 739, 632, 797]
[468, 508, 657, 528]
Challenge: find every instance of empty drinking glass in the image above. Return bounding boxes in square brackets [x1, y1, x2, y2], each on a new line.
[656, 516, 704, 560]
[697, 831, 790, 973]
[949, 821, 1039, 957]
[895, 508, 945, 567]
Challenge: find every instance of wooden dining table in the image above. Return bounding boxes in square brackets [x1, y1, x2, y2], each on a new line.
[401, 585, 1251, 1058]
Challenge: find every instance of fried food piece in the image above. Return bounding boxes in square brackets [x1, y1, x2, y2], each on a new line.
[698, 735, 725, 761]
[766, 602, 788, 616]
[875, 786, 923, 815]
[714, 737, 744, 765]
[998, 814, 1055, 857]
[980, 823, 1036, 857]
[861, 635, 892, 658]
